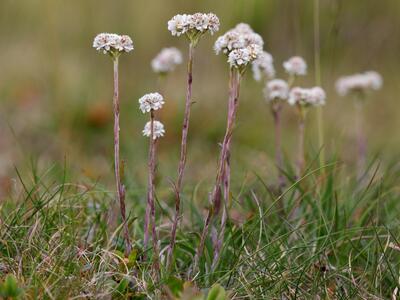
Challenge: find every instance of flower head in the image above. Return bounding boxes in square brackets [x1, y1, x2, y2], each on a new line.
[214, 23, 264, 55]
[139, 93, 165, 113]
[93, 33, 134, 57]
[167, 13, 220, 43]
[252, 51, 275, 81]
[283, 56, 307, 76]
[228, 44, 262, 69]
[288, 86, 326, 107]
[264, 79, 289, 102]
[143, 121, 165, 139]
[336, 71, 383, 96]
[151, 47, 183, 74]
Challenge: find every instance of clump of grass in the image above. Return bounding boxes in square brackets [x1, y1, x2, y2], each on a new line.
[0, 157, 398, 298]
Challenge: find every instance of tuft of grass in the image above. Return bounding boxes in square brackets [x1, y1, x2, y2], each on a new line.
[0, 155, 399, 299]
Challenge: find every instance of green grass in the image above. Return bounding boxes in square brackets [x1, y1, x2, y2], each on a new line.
[0, 155, 398, 299]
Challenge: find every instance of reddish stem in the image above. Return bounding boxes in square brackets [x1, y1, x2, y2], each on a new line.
[167, 43, 194, 269]
[192, 68, 241, 276]
[296, 108, 306, 178]
[113, 57, 131, 256]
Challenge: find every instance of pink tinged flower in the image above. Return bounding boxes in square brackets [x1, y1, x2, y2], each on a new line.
[227, 44, 262, 68]
[214, 23, 264, 56]
[167, 13, 220, 37]
[93, 33, 134, 55]
[252, 51, 275, 81]
[335, 71, 383, 96]
[264, 79, 289, 101]
[283, 56, 307, 76]
[289, 86, 326, 106]
[151, 47, 183, 74]
[143, 121, 165, 139]
[139, 93, 165, 113]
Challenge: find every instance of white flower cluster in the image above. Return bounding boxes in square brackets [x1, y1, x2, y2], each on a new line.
[93, 33, 134, 55]
[214, 23, 264, 55]
[139, 93, 165, 113]
[252, 51, 275, 81]
[227, 44, 263, 68]
[288, 87, 326, 107]
[283, 56, 307, 76]
[167, 13, 220, 37]
[151, 47, 183, 74]
[143, 121, 165, 140]
[335, 71, 383, 96]
[264, 79, 289, 102]
[215, 23, 264, 69]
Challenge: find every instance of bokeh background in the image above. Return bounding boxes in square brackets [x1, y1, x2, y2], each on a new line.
[1, 0, 399, 197]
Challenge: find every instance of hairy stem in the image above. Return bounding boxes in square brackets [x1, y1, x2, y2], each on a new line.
[167, 42, 195, 269]
[113, 57, 131, 256]
[192, 68, 241, 276]
[355, 100, 366, 178]
[296, 107, 306, 178]
[314, 0, 325, 168]
[272, 104, 285, 189]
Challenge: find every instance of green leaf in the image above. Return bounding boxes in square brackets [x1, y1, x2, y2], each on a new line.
[165, 276, 184, 297]
[206, 284, 226, 300]
[0, 274, 23, 298]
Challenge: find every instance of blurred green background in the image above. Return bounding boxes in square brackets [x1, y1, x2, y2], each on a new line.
[0, 0, 399, 197]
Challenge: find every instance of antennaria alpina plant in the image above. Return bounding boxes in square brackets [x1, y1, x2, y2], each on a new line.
[139, 93, 165, 274]
[288, 86, 326, 177]
[264, 79, 289, 190]
[283, 56, 307, 87]
[151, 47, 183, 93]
[335, 71, 383, 177]
[192, 23, 263, 275]
[92, 33, 134, 255]
[166, 12, 220, 269]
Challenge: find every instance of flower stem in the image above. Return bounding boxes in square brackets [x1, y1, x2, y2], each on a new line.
[272, 104, 285, 190]
[113, 57, 131, 256]
[167, 42, 195, 269]
[314, 0, 325, 168]
[192, 68, 241, 276]
[296, 106, 306, 178]
[147, 111, 160, 278]
[355, 99, 366, 179]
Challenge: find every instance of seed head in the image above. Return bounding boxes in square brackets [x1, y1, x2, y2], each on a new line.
[264, 79, 289, 102]
[143, 121, 165, 139]
[139, 93, 165, 113]
[151, 47, 183, 74]
[283, 56, 307, 76]
[93, 33, 134, 57]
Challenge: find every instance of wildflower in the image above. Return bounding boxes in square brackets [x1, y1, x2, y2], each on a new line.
[288, 87, 326, 106]
[283, 56, 307, 76]
[214, 23, 264, 55]
[151, 47, 182, 74]
[139, 93, 165, 113]
[252, 51, 275, 81]
[168, 13, 220, 43]
[92, 32, 134, 256]
[336, 71, 383, 96]
[228, 44, 262, 69]
[93, 33, 134, 57]
[143, 121, 165, 139]
[264, 79, 289, 101]
[166, 12, 219, 270]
